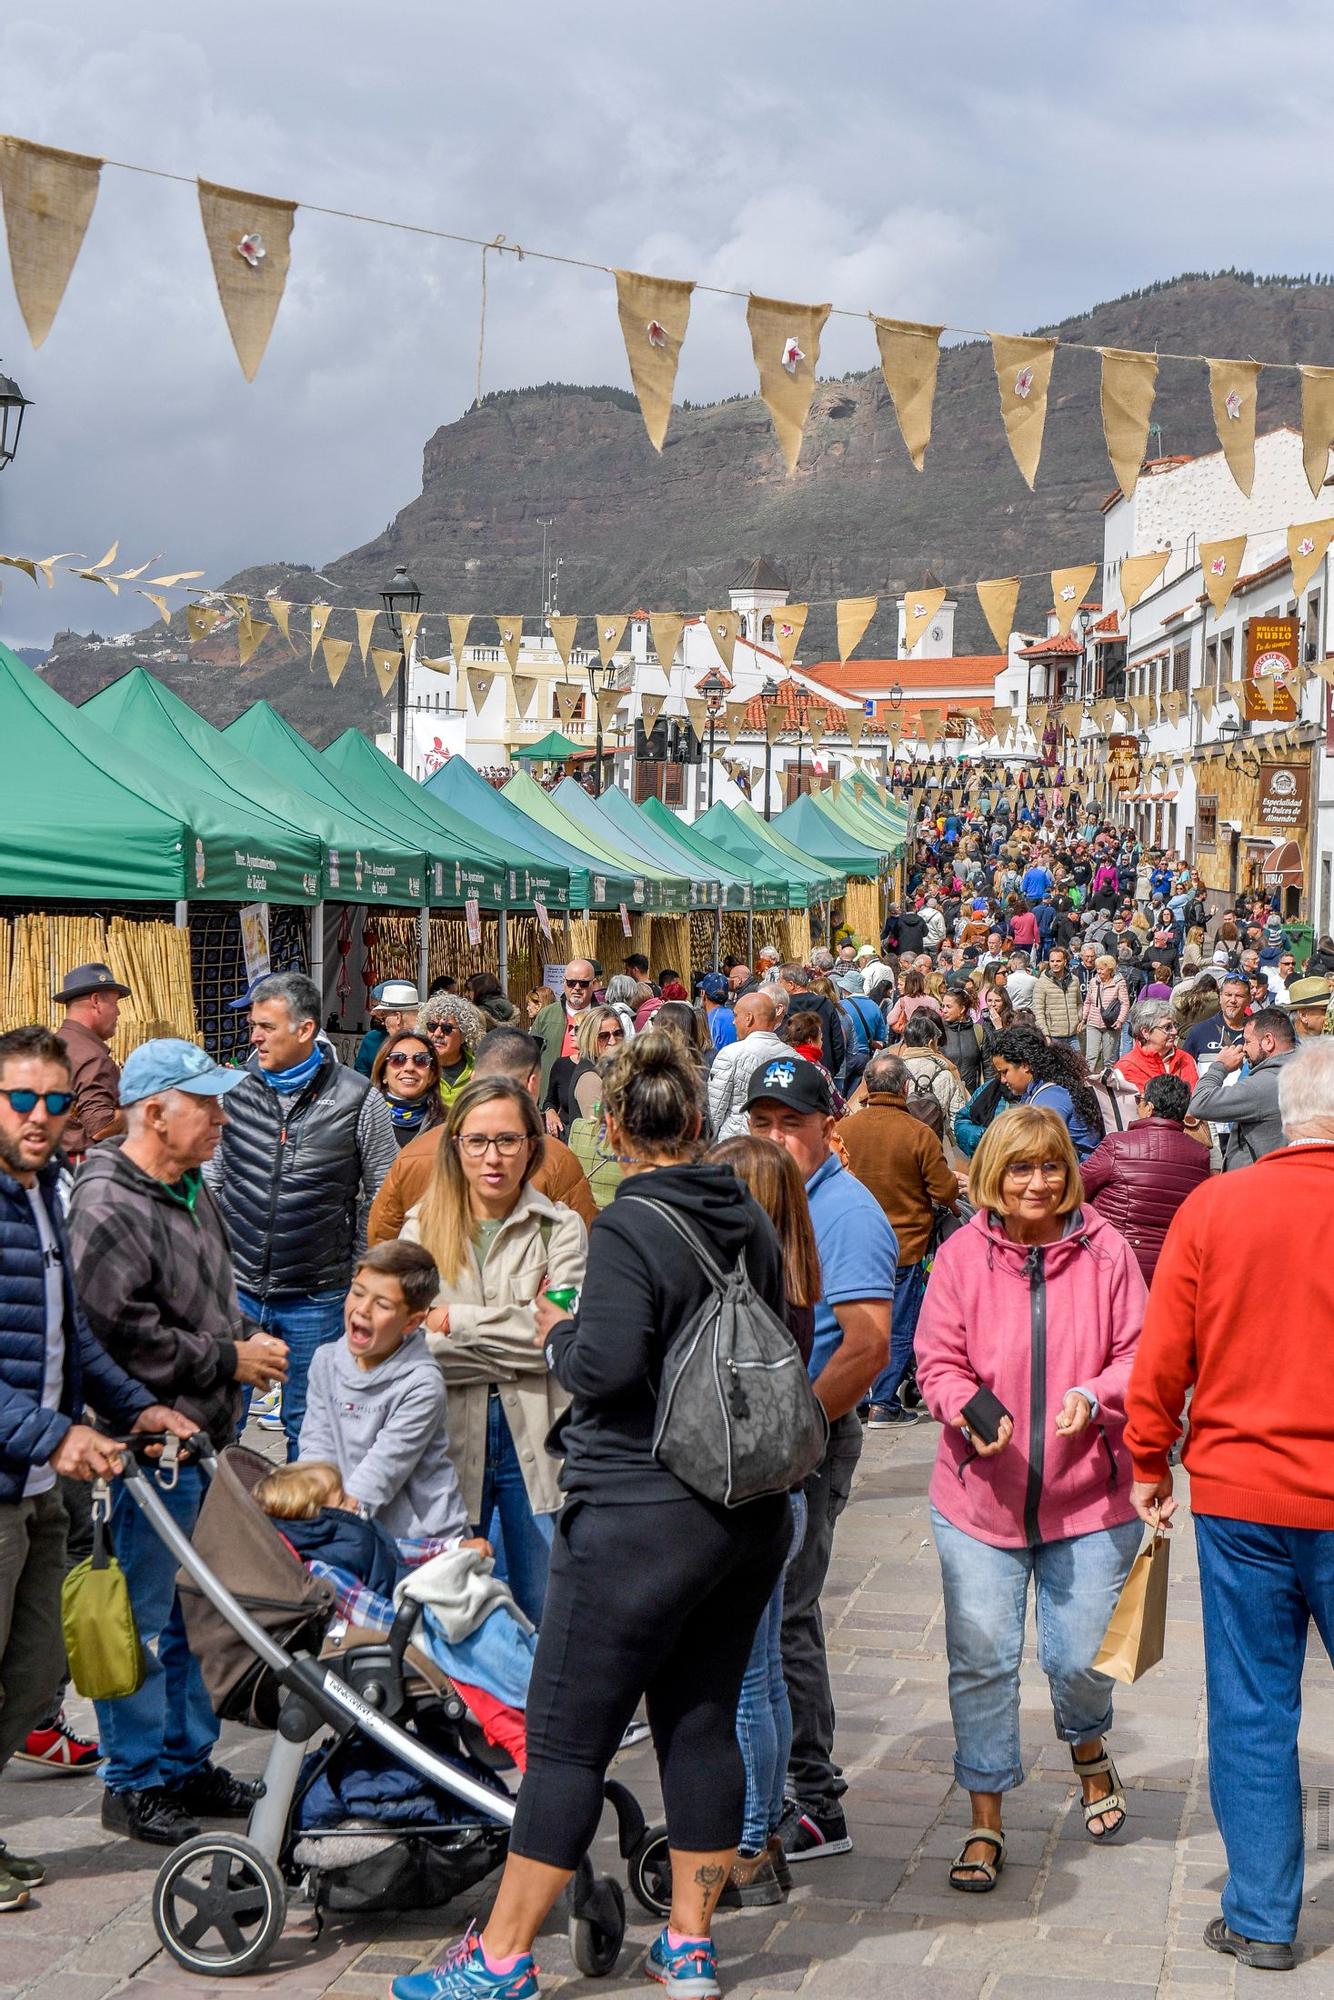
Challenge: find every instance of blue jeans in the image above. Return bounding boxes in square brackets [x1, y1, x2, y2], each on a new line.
[931, 1506, 1141, 1792]
[237, 1288, 345, 1460]
[96, 1466, 219, 1794]
[1195, 1513, 1334, 1945]
[870, 1261, 928, 1409]
[477, 1394, 555, 1626]
[736, 1491, 807, 1851]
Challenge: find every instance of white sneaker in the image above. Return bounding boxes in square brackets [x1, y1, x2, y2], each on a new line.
[251, 1387, 283, 1430]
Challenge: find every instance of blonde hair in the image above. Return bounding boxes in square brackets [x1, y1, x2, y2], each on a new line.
[575, 1005, 622, 1064]
[1095, 954, 1117, 976]
[413, 1077, 543, 1286]
[968, 1104, 1082, 1217]
[254, 1461, 343, 1521]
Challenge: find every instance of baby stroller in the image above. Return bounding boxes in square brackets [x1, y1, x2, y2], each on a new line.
[110, 1437, 670, 1979]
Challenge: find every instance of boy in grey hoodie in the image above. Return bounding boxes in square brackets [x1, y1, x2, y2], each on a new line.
[298, 1242, 469, 1542]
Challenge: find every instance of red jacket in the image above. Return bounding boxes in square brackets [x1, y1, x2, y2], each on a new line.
[1112, 1042, 1198, 1095]
[1079, 1116, 1211, 1282]
[1125, 1145, 1334, 1529]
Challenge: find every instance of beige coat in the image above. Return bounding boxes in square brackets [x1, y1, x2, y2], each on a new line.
[403, 1183, 587, 1520]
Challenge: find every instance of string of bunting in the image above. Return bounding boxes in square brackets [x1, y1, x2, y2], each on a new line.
[4, 132, 1334, 501]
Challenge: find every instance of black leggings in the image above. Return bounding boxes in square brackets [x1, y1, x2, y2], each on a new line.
[511, 1492, 788, 1869]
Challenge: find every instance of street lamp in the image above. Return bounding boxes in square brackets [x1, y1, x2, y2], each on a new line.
[880, 681, 903, 787]
[759, 677, 781, 821]
[380, 564, 422, 770]
[700, 668, 727, 809]
[0, 367, 30, 471]
[585, 655, 617, 797]
[791, 684, 812, 802]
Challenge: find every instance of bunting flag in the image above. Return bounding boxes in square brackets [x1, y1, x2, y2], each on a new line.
[919, 708, 944, 746]
[321, 635, 351, 687]
[976, 576, 1021, 653]
[596, 615, 628, 667]
[1200, 534, 1247, 614]
[836, 596, 877, 663]
[196, 179, 296, 381]
[548, 614, 578, 666]
[512, 674, 538, 717]
[1196, 683, 1217, 723]
[1097, 347, 1159, 502]
[773, 604, 809, 666]
[1061, 701, 1083, 739]
[1297, 364, 1334, 498]
[648, 612, 684, 671]
[497, 617, 523, 671]
[0, 553, 36, 581]
[706, 608, 740, 671]
[902, 585, 947, 652]
[745, 293, 831, 474]
[1250, 673, 1276, 714]
[371, 648, 401, 696]
[554, 683, 582, 725]
[398, 609, 423, 660]
[845, 709, 865, 748]
[308, 603, 332, 656]
[1288, 519, 1334, 596]
[1161, 688, 1186, 726]
[419, 654, 451, 675]
[0, 137, 102, 349]
[639, 692, 666, 734]
[987, 705, 1012, 741]
[139, 590, 172, 625]
[722, 702, 747, 744]
[597, 688, 625, 732]
[1050, 563, 1098, 636]
[613, 268, 694, 452]
[267, 598, 293, 645]
[1120, 548, 1171, 612]
[990, 332, 1057, 489]
[873, 316, 943, 470]
[806, 714, 825, 750]
[466, 666, 496, 711]
[684, 697, 708, 739]
[237, 612, 268, 666]
[354, 606, 378, 663]
[764, 705, 785, 745]
[224, 593, 250, 620]
[1312, 658, 1334, 688]
[186, 603, 224, 643]
[1206, 357, 1262, 496]
[448, 614, 472, 670]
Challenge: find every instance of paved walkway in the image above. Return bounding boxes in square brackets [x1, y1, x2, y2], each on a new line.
[4, 1422, 1332, 1998]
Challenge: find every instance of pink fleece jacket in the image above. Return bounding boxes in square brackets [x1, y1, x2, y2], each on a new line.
[916, 1205, 1146, 1548]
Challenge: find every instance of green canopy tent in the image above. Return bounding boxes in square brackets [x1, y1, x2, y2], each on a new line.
[691, 801, 826, 909]
[710, 799, 844, 907]
[639, 797, 787, 911]
[502, 772, 684, 913]
[427, 756, 634, 911]
[549, 779, 693, 913]
[818, 780, 909, 850]
[772, 792, 889, 876]
[513, 729, 585, 764]
[0, 641, 316, 904]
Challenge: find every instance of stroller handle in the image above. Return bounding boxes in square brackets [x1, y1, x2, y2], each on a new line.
[109, 1430, 216, 1473]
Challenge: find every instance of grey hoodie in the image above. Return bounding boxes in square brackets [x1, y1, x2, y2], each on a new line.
[299, 1327, 469, 1541]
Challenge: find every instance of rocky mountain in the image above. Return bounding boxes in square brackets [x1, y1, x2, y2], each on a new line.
[42, 272, 1334, 742]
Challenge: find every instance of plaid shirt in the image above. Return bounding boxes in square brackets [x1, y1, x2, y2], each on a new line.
[304, 1531, 459, 1635]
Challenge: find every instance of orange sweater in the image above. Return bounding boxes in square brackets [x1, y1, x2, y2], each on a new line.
[1125, 1143, 1334, 1528]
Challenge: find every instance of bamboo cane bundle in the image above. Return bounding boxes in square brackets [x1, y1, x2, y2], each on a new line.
[779, 911, 812, 964]
[842, 879, 882, 950]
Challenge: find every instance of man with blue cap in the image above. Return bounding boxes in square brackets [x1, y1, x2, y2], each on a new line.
[67, 1040, 288, 1850]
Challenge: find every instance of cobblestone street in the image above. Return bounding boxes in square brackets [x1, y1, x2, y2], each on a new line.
[3, 1422, 1332, 1999]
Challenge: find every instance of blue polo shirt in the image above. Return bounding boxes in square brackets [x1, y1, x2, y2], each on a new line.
[804, 1153, 898, 1381]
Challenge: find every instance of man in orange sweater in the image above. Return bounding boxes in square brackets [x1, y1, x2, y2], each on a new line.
[1125, 1039, 1334, 1974]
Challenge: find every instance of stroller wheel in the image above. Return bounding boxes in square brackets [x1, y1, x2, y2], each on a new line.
[568, 1875, 626, 1977]
[627, 1826, 672, 1917]
[152, 1833, 287, 1977]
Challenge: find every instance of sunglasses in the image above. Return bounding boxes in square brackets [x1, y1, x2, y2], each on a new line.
[0, 1088, 74, 1116]
[429, 1023, 462, 1038]
[597, 1030, 625, 1045]
[565, 977, 593, 989]
[387, 1051, 433, 1069]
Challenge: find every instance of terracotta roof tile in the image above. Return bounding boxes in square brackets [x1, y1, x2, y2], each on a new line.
[1018, 632, 1081, 657]
[806, 656, 1005, 690]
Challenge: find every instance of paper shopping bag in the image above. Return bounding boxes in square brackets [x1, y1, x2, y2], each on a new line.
[1093, 1530, 1170, 1684]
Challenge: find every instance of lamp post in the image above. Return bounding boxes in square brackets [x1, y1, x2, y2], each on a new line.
[586, 656, 617, 797]
[880, 681, 903, 787]
[380, 564, 422, 769]
[0, 367, 30, 472]
[701, 668, 726, 809]
[759, 677, 781, 821]
[792, 684, 811, 802]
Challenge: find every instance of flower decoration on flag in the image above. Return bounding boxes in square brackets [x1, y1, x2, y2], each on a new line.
[1060, 584, 1077, 601]
[645, 319, 667, 348]
[1225, 388, 1244, 421]
[781, 336, 804, 375]
[1014, 365, 1034, 400]
[604, 625, 615, 640]
[1298, 536, 1316, 557]
[912, 601, 926, 617]
[1210, 556, 1227, 575]
[235, 231, 266, 269]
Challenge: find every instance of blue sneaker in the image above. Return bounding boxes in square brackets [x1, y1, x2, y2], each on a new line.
[644, 1929, 721, 2000]
[391, 1930, 539, 2000]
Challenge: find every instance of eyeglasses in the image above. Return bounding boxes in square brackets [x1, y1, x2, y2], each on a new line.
[456, 1132, 531, 1159]
[429, 1023, 462, 1039]
[597, 1029, 625, 1045]
[1003, 1160, 1066, 1183]
[0, 1089, 74, 1116]
[387, 1051, 433, 1070]
[565, 977, 593, 989]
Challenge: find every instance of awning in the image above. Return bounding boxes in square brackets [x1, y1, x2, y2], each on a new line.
[1262, 838, 1304, 886]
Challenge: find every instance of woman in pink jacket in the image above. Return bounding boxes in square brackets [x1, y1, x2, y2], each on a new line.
[915, 1104, 1147, 1895]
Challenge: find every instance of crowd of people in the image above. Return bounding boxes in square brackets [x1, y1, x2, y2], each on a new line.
[0, 800, 1329, 1988]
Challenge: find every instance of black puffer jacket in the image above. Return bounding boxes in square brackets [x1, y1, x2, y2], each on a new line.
[1078, 1117, 1211, 1283]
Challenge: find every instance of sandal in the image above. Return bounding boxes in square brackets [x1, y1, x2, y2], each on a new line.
[1071, 1745, 1127, 1840]
[948, 1827, 1005, 1892]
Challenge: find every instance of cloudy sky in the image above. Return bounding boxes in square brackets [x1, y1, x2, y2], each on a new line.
[1, 0, 1329, 651]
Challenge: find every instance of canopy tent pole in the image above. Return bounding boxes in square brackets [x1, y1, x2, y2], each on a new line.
[418, 904, 430, 997]
[498, 909, 509, 994]
[747, 909, 754, 964]
[713, 909, 721, 972]
[310, 901, 325, 1007]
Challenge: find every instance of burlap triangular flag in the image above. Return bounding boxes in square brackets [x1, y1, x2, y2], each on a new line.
[512, 675, 538, 718]
[806, 714, 825, 749]
[988, 705, 1012, 741]
[1288, 519, 1334, 596]
[685, 697, 708, 738]
[836, 596, 877, 663]
[1121, 549, 1171, 612]
[873, 316, 943, 470]
[1200, 535, 1248, 614]
[597, 688, 624, 732]
[371, 648, 401, 697]
[639, 692, 667, 734]
[548, 615, 578, 666]
[1051, 564, 1098, 636]
[1298, 365, 1334, 499]
[648, 613, 684, 671]
[466, 667, 496, 711]
[0, 137, 102, 349]
[990, 332, 1057, 489]
[186, 604, 224, 644]
[399, 610, 423, 661]
[496, 617, 523, 671]
[1251, 672, 1276, 713]
[308, 604, 332, 656]
[321, 635, 351, 687]
[419, 654, 451, 675]
[1061, 700, 1083, 739]
[1098, 347, 1158, 501]
[976, 576, 1021, 652]
[354, 607, 378, 663]
[1207, 357, 1262, 496]
[1129, 693, 1154, 729]
[706, 609, 740, 671]
[773, 605, 808, 666]
[1313, 659, 1334, 688]
[1196, 683, 1216, 723]
[920, 708, 944, 746]
[764, 705, 785, 745]
[745, 293, 831, 474]
[139, 591, 172, 626]
[237, 613, 269, 667]
[596, 616, 628, 668]
[197, 179, 296, 381]
[1162, 688, 1186, 725]
[846, 709, 865, 748]
[448, 614, 472, 670]
[554, 683, 582, 725]
[0, 553, 37, 582]
[613, 269, 694, 451]
[225, 593, 250, 620]
[267, 599, 293, 645]
[903, 586, 947, 653]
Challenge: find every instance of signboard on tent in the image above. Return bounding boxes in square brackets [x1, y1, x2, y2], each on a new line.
[239, 903, 271, 986]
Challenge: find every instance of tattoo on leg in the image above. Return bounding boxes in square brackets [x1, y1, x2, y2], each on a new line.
[692, 1864, 725, 1890]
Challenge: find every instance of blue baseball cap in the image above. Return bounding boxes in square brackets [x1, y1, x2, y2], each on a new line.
[120, 1038, 248, 1107]
[699, 973, 730, 1002]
